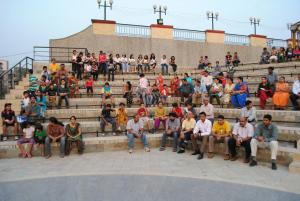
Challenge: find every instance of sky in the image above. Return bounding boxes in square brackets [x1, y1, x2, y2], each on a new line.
[0, 0, 299, 67]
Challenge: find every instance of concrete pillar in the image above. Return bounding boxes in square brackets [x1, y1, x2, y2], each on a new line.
[150, 24, 173, 40]
[249, 34, 267, 47]
[205, 30, 225, 44]
[91, 19, 116, 35]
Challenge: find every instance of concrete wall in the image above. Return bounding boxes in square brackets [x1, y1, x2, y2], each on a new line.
[50, 25, 263, 67]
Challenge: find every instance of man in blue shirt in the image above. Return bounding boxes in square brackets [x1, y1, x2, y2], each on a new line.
[250, 114, 278, 170]
[290, 74, 300, 110]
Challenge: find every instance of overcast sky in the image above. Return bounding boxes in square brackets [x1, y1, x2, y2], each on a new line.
[0, 0, 299, 66]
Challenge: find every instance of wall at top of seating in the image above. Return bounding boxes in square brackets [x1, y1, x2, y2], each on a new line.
[49, 20, 264, 67]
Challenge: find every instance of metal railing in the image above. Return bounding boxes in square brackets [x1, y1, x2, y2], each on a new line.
[0, 57, 34, 99]
[116, 23, 150, 38]
[267, 38, 288, 48]
[173, 28, 205, 42]
[225, 34, 250, 46]
[33, 46, 88, 63]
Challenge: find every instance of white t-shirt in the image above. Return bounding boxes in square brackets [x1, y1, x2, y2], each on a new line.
[232, 123, 254, 138]
[23, 126, 35, 138]
[139, 77, 149, 89]
[22, 97, 30, 108]
[161, 58, 168, 65]
[126, 119, 144, 134]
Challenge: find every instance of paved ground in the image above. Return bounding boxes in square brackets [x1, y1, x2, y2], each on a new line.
[0, 150, 300, 201]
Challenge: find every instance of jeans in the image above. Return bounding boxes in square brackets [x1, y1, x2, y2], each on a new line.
[45, 136, 66, 156]
[290, 93, 300, 109]
[58, 96, 69, 108]
[100, 63, 107, 77]
[127, 133, 149, 149]
[137, 64, 143, 74]
[146, 94, 153, 106]
[160, 131, 179, 149]
[161, 64, 168, 75]
[100, 117, 116, 133]
[122, 63, 129, 73]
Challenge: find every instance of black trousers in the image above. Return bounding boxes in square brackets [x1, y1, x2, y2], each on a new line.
[108, 68, 115, 81]
[290, 93, 300, 109]
[228, 138, 251, 159]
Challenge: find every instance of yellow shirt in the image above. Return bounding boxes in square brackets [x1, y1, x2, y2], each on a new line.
[116, 108, 128, 124]
[49, 63, 59, 73]
[212, 121, 231, 136]
[154, 107, 167, 118]
[182, 118, 196, 130]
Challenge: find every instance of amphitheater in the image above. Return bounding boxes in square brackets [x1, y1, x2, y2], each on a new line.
[0, 20, 300, 201]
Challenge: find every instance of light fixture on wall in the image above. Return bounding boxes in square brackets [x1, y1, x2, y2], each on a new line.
[153, 5, 167, 25]
[97, 0, 113, 21]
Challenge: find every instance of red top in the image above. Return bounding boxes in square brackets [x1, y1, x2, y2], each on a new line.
[219, 77, 226, 87]
[85, 80, 94, 87]
[172, 107, 184, 118]
[160, 88, 169, 96]
[137, 108, 147, 117]
[99, 54, 107, 63]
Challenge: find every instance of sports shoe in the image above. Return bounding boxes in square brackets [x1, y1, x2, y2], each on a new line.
[3, 136, 7, 141]
[191, 150, 200, 155]
[159, 147, 165, 151]
[271, 162, 277, 170]
[177, 149, 185, 154]
[129, 149, 133, 154]
[249, 159, 257, 167]
[145, 147, 150, 152]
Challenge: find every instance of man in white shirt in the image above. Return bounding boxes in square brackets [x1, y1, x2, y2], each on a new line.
[126, 115, 150, 154]
[191, 112, 212, 160]
[240, 100, 257, 126]
[228, 117, 253, 163]
[199, 98, 214, 123]
[201, 71, 213, 92]
[290, 74, 300, 110]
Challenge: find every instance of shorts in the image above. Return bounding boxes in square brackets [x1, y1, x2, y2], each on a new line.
[2, 122, 15, 127]
[17, 138, 35, 145]
[34, 136, 46, 144]
[183, 131, 193, 141]
[86, 86, 93, 93]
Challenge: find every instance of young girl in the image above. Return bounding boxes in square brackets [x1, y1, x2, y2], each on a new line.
[34, 123, 46, 156]
[137, 55, 143, 74]
[102, 82, 114, 107]
[35, 90, 47, 117]
[160, 84, 169, 104]
[150, 53, 157, 70]
[116, 103, 128, 131]
[85, 76, 94, 97]
[17, 121, 35, 158]
[123, 81, 133, 107]
[169, 56, 177, 73]
[128, 54, 136, 73]
[143, 55, 150, 72]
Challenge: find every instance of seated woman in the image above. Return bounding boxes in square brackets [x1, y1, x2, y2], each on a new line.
[116, 103, 128, 131]
[232, 52, 240, 67]
[272, 76, 290, 110]
[65, 116, 83, 155]
[257, 76, 273, 109]
[277, 47, 286, 63]
[154, 102, 167, 132]
[102, 82, 115, 107]
[223, 77, 235, 107]
[156, 73, 164, 92]
[169, 56, 177, 73]
[269, 47, 278, 63]
[123, 81, 133, 107]
[149, 53, 157, 70]
[209, 78, 223, 106]
[35, 90, 47, 117]
[17, 121, 35, 158]
[184, 73, 193, 86]
[170, 74, 180, 97]
[231, 77, 248, 108]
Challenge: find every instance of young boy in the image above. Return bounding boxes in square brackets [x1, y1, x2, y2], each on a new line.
[47, 83, 57, 109]
[17, 121, 35, 158]
[34, 123, 46, 156]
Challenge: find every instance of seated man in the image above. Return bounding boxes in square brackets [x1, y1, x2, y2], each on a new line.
[25, 96, 42, 122]
[160, 112, 181, 152]
[259, 47, 270, 64]
[1, 103, 18, 141]
[137, 103, 153, 133]
[191, 112, 212, 160]
[228, 117, 253, 163]
[240, 100, 257, 127]
[199, 98, 214, 123]
[177, 111, 196, 153]
[208, 115, 231, 160]
[290, 74, 300, 111]
[192, 79, 207, 107]
[250, 114, 278, 170]
[100, 104, 117, 136]
[178, 78, 194, 103]
[126, 115, 150, 154]
[171, 102, 184, 121]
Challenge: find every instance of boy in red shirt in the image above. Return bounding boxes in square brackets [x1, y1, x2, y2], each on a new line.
[85, 76, 94, 97]
[171, 102, 184, 121]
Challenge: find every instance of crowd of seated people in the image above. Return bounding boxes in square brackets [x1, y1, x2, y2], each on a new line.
[260, 45, 300, 64]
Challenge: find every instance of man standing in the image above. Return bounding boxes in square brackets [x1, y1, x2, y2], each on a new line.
[199, 98, 214, 123]
[290, 74, 300, 110]
[228, 117, 253, 163]
[160, 112, 181, 152]
[126, 115, 150, 154]
[240, 100, 257, 126]
[208, 115, 231, 160]
[191, 112, 212, 160]
[250, 114, 278, 170]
